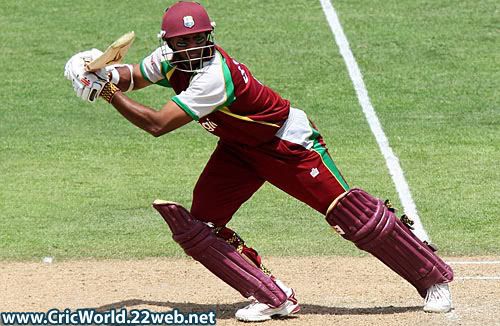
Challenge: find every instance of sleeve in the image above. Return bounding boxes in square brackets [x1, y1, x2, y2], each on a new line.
[172, 53, 236, 121]
[140, 47, 171, 87]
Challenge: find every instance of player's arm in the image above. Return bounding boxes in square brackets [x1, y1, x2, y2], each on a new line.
[109, 46, 172, 92]
[107, 90, 192, 137]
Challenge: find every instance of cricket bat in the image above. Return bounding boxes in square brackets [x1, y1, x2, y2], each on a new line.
[85, 31, 136, 72]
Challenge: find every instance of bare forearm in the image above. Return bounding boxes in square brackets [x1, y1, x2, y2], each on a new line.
[110, 92, 168, 136]
[107, 91, 192, 137]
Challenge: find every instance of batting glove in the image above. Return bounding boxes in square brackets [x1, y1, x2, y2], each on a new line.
[64, 49, 109, 103]
[64, 49, 103, 81]
[71, 71, 109, 103]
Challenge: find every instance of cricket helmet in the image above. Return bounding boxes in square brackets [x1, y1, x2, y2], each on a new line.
[158, 1, 216, 72]
[160, 1, 214, 39]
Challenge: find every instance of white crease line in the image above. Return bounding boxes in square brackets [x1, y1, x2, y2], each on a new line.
[318, 0, 430, 242]
[448, 261, 500, 265]
[456, 276, 500, 280]
[445, 310, 460, 322]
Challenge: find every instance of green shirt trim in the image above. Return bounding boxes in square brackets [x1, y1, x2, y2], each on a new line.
[217, 55, 236, 109]
[139, 60, 152, 83]
[140, 57, 172, 88]
[172, 97, 199, 121]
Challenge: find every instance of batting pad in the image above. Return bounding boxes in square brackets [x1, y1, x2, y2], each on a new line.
[153, 201, 287, 307]
[326, 189, 453, 297]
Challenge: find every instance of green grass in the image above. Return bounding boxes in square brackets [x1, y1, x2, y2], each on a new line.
[333, 0, 500, 253]
[0, 0, 498, 260]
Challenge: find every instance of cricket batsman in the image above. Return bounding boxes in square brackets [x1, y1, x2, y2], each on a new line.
[64, 1, 454, 321]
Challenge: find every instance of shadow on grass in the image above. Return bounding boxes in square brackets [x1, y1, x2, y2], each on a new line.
[95, 300, 421, 319]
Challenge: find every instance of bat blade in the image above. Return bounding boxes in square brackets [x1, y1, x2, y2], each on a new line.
[85, 31, 135, 72]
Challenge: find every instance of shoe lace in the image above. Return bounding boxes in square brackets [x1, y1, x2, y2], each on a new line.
[246, 298, 261, 308]
[425, 284, 449, 303]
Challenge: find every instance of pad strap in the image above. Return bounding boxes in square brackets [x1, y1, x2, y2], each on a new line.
[214, 226, 273, 276]
[153, 201, 287, 307]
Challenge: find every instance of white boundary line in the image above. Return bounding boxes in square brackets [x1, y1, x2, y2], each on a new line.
[450, 261, 500, 281]
[448, 261, 500, 265]
[457, 276, 500, 280]
[319, 0, 429, 242]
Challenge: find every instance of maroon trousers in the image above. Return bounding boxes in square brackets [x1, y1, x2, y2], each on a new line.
[191, 136, 349, 226]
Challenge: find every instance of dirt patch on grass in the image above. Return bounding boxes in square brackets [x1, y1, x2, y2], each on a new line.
[1, 256, 498, 325]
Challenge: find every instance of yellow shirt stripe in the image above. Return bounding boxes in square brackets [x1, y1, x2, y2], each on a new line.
[219, 107, 280, 128]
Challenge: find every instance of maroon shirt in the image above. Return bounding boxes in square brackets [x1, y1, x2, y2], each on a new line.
[141, 45, 290, 146]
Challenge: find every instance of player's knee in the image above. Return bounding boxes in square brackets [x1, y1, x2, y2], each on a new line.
[325, 188, 391, 247]
[152, 200, 216, 256]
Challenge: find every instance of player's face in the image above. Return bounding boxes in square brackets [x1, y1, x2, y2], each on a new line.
[162, 31, 214, 72]
[169, 32, 207, 61]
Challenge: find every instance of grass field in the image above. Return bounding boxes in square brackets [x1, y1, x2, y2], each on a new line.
[0, 0, 498, 260]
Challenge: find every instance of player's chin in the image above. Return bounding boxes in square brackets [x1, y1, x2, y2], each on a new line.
[188, 51, 203, 60]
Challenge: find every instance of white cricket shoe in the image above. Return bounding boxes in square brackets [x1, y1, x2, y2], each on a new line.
[235, 279, 300, 322]
[423, 283, 452, 313]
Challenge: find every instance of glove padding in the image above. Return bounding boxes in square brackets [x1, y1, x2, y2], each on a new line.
[64, 49, 103, 81]
[74, 72, 108, 102]
[64, 49, 109, 103]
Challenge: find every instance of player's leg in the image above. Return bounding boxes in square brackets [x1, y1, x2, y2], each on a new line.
[153, 201, 298, 310]
[255, 108, 453, 312]
[260, 142, 453, 312]
[213, 225, 300, 321]
[252, 109, 349, 215]
[154, 141, 299, 321]
[190, 141, 265, 226]
[191, 141, 291, 287]
[326, 189, 453, 312]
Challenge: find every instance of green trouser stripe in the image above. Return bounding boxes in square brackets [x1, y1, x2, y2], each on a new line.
[311, 138, 350, 191]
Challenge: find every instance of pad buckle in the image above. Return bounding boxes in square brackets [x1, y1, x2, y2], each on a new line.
[424, 241, 439, 252]
[400, 214, 415, 230]
[383, 199, 396, 213]
[384, 199, 415, 230]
